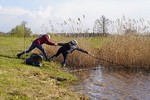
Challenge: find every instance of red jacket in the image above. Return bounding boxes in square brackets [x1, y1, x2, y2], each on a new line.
[33, 35, 55, 45]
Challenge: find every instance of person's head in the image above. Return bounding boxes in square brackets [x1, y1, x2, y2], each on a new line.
[70, 39, 78, 45]
[46, 34, 51, 39]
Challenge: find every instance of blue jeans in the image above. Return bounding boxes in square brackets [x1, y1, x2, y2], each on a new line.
[18, 43, 48, 60]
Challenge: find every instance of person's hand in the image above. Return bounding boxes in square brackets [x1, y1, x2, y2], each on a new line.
[54, 43, 58, 46]
[85, 51, 89, 54]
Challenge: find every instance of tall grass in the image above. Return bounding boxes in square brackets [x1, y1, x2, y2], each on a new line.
[98, 34, 150, 70]
[36, 15, 150, 37]
[45, 34, 150, 71]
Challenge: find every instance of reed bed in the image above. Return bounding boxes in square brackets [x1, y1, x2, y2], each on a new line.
[43, 34, 150, 71]
[34, 15, 150, 71]
[98, 34, 150, 70]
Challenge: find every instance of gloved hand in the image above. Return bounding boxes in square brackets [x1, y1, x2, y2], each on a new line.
[85, 51, 89, 54]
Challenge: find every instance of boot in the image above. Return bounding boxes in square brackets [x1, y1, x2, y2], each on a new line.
[61, 62, 66, 67]
[17, 53, 22, 58]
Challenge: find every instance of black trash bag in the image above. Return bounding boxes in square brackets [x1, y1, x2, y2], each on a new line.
[25, 53, 43, 67]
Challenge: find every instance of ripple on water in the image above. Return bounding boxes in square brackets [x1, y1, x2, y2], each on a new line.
[72, 67, 150, 100]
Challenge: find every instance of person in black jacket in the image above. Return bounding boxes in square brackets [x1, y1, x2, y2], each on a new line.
[49, 40, 89, 67]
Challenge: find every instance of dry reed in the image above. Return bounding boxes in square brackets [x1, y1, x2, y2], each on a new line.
[98, 34, 150, 70]
[35, 15, 150, 71]
[34, 34, 150, 71]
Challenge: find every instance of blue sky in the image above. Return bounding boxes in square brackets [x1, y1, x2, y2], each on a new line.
[0, 0, 150, 33]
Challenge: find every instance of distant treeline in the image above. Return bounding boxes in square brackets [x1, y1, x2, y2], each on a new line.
[0, 32, 6, 35]
[0, 31, 110, 37]
[52, 32, 109, 37]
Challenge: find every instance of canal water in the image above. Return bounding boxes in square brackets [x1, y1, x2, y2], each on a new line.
[71, 67, 150, 100]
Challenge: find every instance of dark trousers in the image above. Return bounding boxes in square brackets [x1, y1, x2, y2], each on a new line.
[50, 47, 68, 64]
[18, 43, 48, 60]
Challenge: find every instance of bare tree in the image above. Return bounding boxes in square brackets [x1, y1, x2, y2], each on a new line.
[93, 15, 109, 34]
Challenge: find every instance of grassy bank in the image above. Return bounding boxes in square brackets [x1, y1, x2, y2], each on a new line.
[0, 36, 88, 100]
[1, 34, 149, 99]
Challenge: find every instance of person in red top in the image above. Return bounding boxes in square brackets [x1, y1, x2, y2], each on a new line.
[17, 34, 57, 61]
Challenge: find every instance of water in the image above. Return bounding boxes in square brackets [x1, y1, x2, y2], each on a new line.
[72, 67, 150, 100]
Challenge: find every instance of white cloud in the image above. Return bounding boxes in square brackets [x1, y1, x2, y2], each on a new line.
[0, 6, 54, 33]
[0, 6, 53, 18]
[52, 0, 150, 20]
[0, 6, 29, 16]
[29, 6, 52, 18]
[0, 5, 2, 10]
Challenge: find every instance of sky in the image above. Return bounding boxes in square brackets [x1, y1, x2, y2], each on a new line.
[0, 0, 150, 33]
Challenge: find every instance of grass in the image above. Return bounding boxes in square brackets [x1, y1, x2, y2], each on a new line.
[1, 34, 149, 99]
[0, 36, 89, 100]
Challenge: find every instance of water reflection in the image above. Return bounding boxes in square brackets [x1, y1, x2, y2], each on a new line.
[72, 67, 150, 100]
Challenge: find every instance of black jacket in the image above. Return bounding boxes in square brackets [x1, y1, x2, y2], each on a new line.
[58, 42, 88, 54]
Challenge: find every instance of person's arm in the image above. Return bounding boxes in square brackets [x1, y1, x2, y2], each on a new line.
[45, 36, 57, 45]
[46, 40, 57, 45]
[57, 43, 67, 46]
[75, 47, 88, 54]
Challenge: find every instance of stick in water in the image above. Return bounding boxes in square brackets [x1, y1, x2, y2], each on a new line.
[87, 53, 128, 67]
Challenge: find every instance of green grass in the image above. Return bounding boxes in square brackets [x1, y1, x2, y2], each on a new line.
[0, 36, 88, 100]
